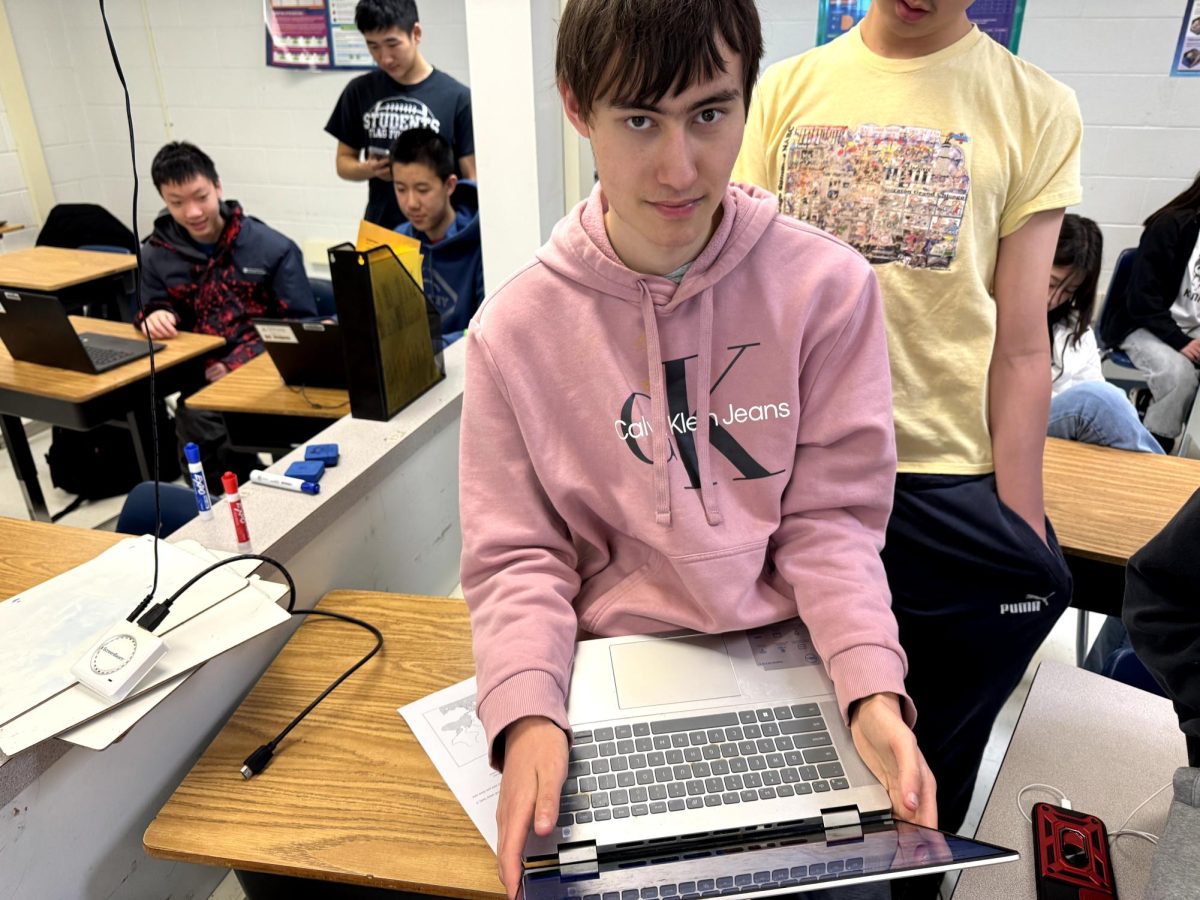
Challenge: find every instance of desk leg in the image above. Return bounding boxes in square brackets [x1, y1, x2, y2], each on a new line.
[0, 414, 51, 522]
[1076, 610, 1089, 668]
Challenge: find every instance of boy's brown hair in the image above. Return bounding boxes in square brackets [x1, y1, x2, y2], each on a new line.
[555, 0, 764, 122]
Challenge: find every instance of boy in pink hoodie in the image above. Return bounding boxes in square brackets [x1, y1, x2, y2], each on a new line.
[459, 1, 935, 892]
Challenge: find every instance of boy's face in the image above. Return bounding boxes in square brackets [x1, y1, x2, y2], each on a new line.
[160, 174, 224, 244]
[364, 25, 421, 81]
[392, 161, 457, 234]
[562, 43, 747, 275]
[871, 0, 973, 40]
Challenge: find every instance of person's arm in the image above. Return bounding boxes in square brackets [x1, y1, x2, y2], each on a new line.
[270, 241, 317, 318]
[335, 141, 389, 182]
[454, 88, 476, 182]
[458, 155, 477, 180]
[136, 250, 187, 336]
[1126, 215, 1195, 351]
[773, 267, 934, 826]
[460, 325, 582, 897]
[990, 208, 1065, 542]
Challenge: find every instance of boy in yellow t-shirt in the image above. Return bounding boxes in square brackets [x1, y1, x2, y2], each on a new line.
[734, 0, 1082, 834]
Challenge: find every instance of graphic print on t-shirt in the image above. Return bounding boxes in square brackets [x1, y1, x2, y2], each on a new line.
[777, 123, 971, 270]
[362, 95, 442, 152]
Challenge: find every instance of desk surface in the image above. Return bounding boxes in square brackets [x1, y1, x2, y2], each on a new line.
[0, 245, 137, 291]
[1044, 436, 1200, 565]
[184, 353, 349, 419]
[144, 590, 502, 897]
[0, 517, 125, 598]
[954, 661, 1181, 899]
[0, 316, 222, 403]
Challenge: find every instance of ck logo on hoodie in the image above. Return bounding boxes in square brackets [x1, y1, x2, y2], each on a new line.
[614, 342, 789, 487]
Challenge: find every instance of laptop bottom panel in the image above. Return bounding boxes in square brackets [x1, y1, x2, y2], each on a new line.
[523, 821, 1018, 900]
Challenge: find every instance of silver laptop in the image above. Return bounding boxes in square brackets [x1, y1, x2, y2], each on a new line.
[522, 620, 1017, 897]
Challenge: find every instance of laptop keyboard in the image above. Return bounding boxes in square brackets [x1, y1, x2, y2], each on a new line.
[558, 705, 848, 829]
[84, 344, 138, 369]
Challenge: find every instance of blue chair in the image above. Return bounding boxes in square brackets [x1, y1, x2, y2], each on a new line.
[1096, 248, 1149, 394]
[116, 482, 200, 538]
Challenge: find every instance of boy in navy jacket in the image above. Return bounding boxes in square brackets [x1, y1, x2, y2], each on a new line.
[139, 141, 316, 489]
[390, 127, 483, 345]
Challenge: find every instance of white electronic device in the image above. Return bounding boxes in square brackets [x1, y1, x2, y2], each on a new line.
[69, 621, 167, 703]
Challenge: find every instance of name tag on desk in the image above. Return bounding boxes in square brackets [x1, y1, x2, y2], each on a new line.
[254, 323, 298, 344]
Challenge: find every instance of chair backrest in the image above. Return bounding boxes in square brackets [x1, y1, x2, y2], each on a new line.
[116, 482, 200, 538]
[1103, 645, 1167, 698]
[36, 204, 136, 254]
[1096, 248, 1138, 350]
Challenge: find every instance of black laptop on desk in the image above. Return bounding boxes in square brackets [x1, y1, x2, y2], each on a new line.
[252, 318, 347, 389]
[0, 288, 160, 374]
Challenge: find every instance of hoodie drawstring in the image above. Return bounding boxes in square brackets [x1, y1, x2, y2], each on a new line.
[640, 281, 722, 528]
[695, 286, 722, 526]
[640, 282, 672, 526]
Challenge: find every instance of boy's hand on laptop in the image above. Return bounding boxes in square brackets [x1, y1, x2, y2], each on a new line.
[849, 692, 938, 829]
[496, 715, 568, 899]
[140, 309, 178, 339]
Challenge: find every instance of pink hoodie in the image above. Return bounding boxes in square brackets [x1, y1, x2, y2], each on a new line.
[461, 183, 912, 763]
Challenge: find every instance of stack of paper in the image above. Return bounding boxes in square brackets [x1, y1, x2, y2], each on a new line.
[0, 536, 291, 762]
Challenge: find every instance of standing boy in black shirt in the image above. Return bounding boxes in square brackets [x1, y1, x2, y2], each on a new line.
[326, 0, 475, 229]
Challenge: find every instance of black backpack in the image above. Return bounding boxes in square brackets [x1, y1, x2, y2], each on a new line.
[45, 409, 180, 504]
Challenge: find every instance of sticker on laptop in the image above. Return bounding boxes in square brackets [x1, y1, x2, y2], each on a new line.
[254, 323, 299, 344]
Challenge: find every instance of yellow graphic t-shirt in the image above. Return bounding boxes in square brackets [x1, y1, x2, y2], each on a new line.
[733, 25, 1083, 474]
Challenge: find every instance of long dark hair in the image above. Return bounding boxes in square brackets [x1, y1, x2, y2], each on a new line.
[1048, 214, 1103, 352]
[1144, 169, 1200, 228]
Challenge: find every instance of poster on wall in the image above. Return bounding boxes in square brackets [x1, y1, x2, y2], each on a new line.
[1172, 0, 1200, 76]
[816, 0, 1026, 53]
[264, 0, 374, 70]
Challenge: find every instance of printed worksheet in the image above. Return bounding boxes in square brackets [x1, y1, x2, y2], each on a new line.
[398, 677, 500, 852]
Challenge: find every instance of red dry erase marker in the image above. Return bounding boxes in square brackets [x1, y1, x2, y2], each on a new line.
[222, 471, 253, 552]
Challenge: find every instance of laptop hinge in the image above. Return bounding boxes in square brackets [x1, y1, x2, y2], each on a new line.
[557, 840, 599, 877]
[821, 805, 863, 844]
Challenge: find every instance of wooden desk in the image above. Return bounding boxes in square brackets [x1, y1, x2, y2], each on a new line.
[953, 662, 1181, 900]
[145, 591, 503, 898]
[0, 318, 222, 522]
[186, 353, 349, 453]
[1044, 437, 1200, 566]
[0, 516, 124, 598]
[0, 245, 136, 292]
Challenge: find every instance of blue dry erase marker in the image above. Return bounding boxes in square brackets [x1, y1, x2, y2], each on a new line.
[184, 442, 213, 521]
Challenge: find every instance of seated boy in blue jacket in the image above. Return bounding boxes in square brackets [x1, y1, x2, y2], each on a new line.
[390, 127, 483, 345]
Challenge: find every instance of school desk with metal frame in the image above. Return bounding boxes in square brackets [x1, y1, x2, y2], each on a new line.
[183, 353, 350, 455]
[0, 316, 222, 522]
[1042, 437, 1200, 664]
[0, 245, 137, 319]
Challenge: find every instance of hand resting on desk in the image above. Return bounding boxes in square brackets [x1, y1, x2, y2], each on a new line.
[140, 309, 178, 340]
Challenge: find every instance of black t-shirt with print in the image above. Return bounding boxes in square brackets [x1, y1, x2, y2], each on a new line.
[326, 68, 474, 229]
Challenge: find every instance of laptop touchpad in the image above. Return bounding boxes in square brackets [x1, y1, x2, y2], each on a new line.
[610, 634, 740, 709]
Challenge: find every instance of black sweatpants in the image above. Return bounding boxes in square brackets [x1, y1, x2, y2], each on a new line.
[883, 473, 1073, 834]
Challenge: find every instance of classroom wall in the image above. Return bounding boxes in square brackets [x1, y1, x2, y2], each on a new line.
[0, 91, 37, 251]
[1, 0, 469, 264]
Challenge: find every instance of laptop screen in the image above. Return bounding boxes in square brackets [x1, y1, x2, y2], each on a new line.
[523, 820, 1016, 899]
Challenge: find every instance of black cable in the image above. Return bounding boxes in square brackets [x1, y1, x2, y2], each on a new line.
[285, 382, 351, 410]
[99, 0, 162, 621]
[129, 553, 383, 779]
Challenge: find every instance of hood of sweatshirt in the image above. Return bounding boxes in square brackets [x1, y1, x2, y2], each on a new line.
[535, 182, 780, 529]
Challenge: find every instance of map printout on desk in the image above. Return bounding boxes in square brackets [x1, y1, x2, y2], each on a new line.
[399, 677, 501, 852]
